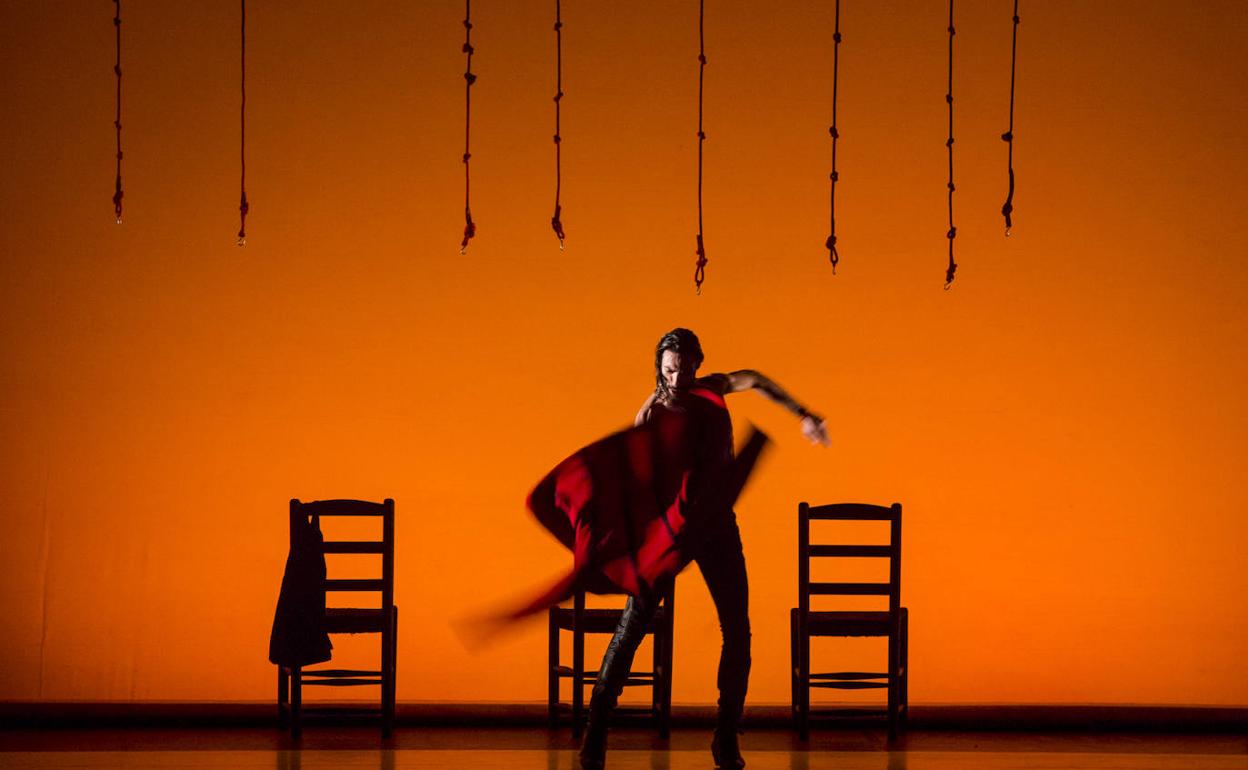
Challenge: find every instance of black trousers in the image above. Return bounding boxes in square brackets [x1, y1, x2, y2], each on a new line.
[589, 512, 751, 725]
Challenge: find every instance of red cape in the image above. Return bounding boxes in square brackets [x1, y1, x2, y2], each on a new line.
[509, 388, 769, 620]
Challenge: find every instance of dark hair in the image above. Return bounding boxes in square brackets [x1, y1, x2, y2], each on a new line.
[654, 327, 704, 403]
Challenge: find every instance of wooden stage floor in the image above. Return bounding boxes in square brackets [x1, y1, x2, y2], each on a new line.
[0, 727, 1244, 769]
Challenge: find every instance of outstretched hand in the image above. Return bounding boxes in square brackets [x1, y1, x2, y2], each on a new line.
[801, 415, 830, 446]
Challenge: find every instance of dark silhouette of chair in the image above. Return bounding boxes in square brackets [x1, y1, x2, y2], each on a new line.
[548, 585, 675, 738]
[790, 502, 908, 740]
[277, 498, 397, 737]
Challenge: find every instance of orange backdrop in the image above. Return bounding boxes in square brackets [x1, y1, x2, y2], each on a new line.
[0, 0, 1245, 707]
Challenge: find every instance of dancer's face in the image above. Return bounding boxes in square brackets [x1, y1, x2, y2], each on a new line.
[660, 350, 697, 395]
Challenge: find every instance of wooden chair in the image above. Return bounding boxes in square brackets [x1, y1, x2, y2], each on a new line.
[790, 502, 908, 740]
[277, 498, 397, 737]
[548, 585, 675, 738]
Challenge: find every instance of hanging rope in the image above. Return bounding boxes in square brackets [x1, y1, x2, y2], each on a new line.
[943, 0, 957, 288]
[826, 0, 842, 273]
[112, 0, 123, 224]
[460, 0, 477, 254]
[551, 0, 565, 247]
[693, 0, 708, 293]
[237, 0, 248, 246]
[1001, 0, 1020, 236]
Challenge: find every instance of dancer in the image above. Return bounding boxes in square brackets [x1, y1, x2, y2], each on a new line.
[580, 327, 829, 770]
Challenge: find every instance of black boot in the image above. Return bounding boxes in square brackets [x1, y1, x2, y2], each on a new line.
[711, 727, 745, 769]
[578, 702, 609, 770]
[580, 595, 653, 770]
[711, 726, 745, 769]
[711, 700, 746, 770]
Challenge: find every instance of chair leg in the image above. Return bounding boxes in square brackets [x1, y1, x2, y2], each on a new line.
[798, 612, 810, 741]
[393, 608, 400, 733]
[380, 622, 391, 737]
[651, 619, 661, 724]
[571, 612, 585, 739]
[887, 624, 900, 742]
[382, 606, 397, 737]
[655, 610, 672, 739]
[291, 666, 303, 738]
[548, 609, 560, 729]
[789, 610, 799, 732]
[901, 609, 909, 728]
[661, 607, 674, 739]
[277, 666, 289, 727]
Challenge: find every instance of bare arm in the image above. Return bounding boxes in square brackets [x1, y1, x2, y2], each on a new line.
[702, 370, 830, 446]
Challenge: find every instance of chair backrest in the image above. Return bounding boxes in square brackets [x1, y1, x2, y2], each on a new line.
[291, 498, 395, 613]
[798, 502, 901, 618]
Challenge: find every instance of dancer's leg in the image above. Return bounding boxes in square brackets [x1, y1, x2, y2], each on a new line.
[693, 513, 751, 768]
[580, 583, 665, 770]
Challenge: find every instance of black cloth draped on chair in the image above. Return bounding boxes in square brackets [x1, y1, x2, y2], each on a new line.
[268, 512, 332, 668]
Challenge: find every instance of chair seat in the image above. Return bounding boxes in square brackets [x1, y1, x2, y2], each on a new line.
[794, 607, 907, 637]
[550, 606, 668, 634]
[325, 607, 395, 634]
